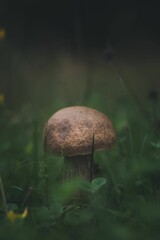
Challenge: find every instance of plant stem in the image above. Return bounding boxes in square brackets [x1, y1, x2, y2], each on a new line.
[0, 176, 8, 213]
[21, 186, 33, 208]
[90, 134, 95, 181]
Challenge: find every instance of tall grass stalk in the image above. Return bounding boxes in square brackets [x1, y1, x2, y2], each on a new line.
[0, 176, 8, 213]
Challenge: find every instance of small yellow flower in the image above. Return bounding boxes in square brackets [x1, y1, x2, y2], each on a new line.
[0, 94, 4, 105]
[6, 208, 28, 223]
[0, 28, 6, 40]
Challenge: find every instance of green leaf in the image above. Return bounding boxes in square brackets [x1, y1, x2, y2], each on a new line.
[150, 141, 160, 149]
[91, 177, 107, 193]
[79, 180, 92, 192]
[10, 186, 23, 191]
[50, 203, 63, 217]
[7, 203, 18, 211]
[64, 211, 80, 225]
[53, 179, 81, 203]
[32, 206, 50, 222]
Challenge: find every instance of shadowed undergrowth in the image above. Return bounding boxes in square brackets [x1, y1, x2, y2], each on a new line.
[0, 88, 160, 240]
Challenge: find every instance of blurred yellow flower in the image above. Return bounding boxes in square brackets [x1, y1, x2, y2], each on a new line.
[6, 208, 28, 223]
[0, 94, 4, 105]
[0, 28, 6, 40]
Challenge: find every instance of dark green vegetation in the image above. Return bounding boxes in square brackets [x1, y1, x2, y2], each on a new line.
[1, 0, 160, 238]
[0, 85, 160, 240]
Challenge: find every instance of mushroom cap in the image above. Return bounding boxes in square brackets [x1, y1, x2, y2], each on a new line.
[44, 106, 116, 157]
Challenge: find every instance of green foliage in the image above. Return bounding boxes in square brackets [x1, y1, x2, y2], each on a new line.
[80, 177, 107, 193]
[0, 91, 160, 240]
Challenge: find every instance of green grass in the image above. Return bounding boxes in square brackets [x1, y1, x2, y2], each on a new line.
[0, 79, 160, 240]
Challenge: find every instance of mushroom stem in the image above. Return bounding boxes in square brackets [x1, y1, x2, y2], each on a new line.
[63, 154, 92, 181]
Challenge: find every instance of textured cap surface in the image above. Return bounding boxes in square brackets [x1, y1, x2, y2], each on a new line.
[44, 106, 116, 156]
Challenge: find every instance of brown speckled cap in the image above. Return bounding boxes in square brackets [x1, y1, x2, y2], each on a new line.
[44, 106, 116, 157]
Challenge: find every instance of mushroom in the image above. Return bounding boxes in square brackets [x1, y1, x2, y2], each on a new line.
[43, 106, 116, 181]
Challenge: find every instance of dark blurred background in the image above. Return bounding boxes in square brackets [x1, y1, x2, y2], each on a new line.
[0, 0, 160, 109]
